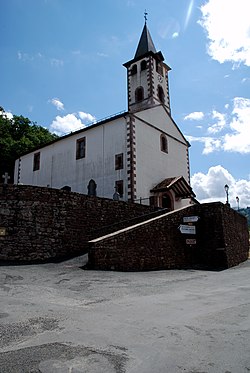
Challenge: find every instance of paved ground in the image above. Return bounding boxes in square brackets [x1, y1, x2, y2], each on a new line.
[0, 255, 250, 373]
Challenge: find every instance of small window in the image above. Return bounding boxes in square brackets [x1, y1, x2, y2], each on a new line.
[131, 64, 137, 75]
[76, 137, 86, 159]
[115, 180, 124, 198]
[158, 85, 165, 104]
[115, 153, 123, 170]
[135, 86, 144, 102]
[160, 134, 168, 153]
[156, 61, 163, 76]
[141, 60, 147, 71]
[33, 152, 40, 171]
[87, 179, 97, 196]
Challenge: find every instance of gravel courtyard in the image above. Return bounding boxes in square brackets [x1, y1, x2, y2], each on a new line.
[0, 255, 250, 373]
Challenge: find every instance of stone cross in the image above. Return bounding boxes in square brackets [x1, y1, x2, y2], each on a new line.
[2, 172, 10, 185]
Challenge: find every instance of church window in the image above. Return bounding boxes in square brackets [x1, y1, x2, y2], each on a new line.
[33, 152, 40, 171]
[135, 86, 144, 102]
[87, 179, 97, 196]
[160, 134, 168, 153]
[131, 64, 137, 75]
[156, 61, 163, 76]
[115, 153, 123, 170]
[141, 60, 147, 71]
[115, 180, 124, 198]
[76, 137, 86, 159]
[158, 85, 165, 104]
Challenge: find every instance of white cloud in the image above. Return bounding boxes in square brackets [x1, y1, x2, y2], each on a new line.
[223, 97, 250, 153]
[172, 32, 179, 39]
[50, 98, 65, 111]
[78, 111, 96, 123]
[17, 51, 43, 62]
[186, 135, 221, 154]
[50, 114, 85, 135]
[187, 97, 250, 154]
[17, 51, 63, 67]
[50, 58, 64, 67]
[191, 165, 250, 207]
[49, 110, 96, 136]
[158, 18, 180, 40]
[184, 111, 204, 121]
[199, 0, 250, 67]
[0, 109, 13, 119]
[207, 110, 226, 134]
[97, 52, 109, 58]
[242, 77, 250, 84]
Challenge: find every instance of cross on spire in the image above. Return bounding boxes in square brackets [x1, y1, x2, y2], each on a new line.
[144, 9, 148, 24]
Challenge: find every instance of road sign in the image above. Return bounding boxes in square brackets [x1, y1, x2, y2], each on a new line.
[186, 238, 197, 245]
[183, 216, 199, 223]
[178, 224, 196, 234]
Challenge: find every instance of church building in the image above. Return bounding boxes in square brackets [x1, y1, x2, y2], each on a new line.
[14, 21, 195, 210]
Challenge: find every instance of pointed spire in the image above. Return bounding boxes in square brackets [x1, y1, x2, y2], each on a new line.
[134, 22, 157, 59]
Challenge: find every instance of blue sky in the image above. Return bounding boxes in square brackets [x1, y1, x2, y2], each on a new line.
[1, 0, 250, 207]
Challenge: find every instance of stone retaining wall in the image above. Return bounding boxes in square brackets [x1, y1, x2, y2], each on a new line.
[0, 185, 154, 263]
[88, 202, 249, 271]
[1, 186, 248, 269]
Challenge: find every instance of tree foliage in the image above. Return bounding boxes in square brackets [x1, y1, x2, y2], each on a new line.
[0, 107, 58, 183]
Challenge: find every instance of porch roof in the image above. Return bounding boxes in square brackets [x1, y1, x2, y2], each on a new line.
[150, 176, 196, 199]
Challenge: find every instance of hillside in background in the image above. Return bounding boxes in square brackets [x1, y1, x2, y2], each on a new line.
[237, 208, 250, 228]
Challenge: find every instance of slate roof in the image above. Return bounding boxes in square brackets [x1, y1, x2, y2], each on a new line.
[150, 176, 196, 199]
[134, 23, 157, 59]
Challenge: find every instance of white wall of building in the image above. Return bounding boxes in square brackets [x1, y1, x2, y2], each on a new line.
[15, 117, 128, 200]
[133, 107, 189, 204]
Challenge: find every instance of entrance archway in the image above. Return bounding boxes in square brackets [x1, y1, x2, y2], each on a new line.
[161, 193, 173, 210]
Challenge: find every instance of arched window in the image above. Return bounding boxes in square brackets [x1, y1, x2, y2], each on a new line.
[131, 64, 137, 75]
[158, 85, 165, 104]
[135, 86, 144, 102]
[141, 60, 147, 71]
[160, 134, 168, 153]
[87, 179, 97, 196]
[156, 61, 163, 75]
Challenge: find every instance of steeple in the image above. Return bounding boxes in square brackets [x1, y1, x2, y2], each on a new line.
[134, 23, 157, 59]
[123, 21, 171, 114]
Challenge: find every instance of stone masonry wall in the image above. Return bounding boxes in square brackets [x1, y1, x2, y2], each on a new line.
[1, 185, 248, 269]
[88, 202, 249, 271]
[0, 185, 155, 263]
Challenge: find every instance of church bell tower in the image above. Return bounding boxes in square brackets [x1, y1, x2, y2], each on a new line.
[123, 20, 171, 114]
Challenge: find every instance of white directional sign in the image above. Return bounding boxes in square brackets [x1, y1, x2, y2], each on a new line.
[178, 224, 196, 235]
[183, 216, 199, 223]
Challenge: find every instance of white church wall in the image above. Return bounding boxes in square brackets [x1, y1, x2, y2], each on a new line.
[135, 106, 186, 142]
[134, 117, 189, 202]
[15, 117, 127, 199]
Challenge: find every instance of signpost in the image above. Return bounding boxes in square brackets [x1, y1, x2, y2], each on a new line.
[178, 225, 196, 235]
[183, 216, 199, 223]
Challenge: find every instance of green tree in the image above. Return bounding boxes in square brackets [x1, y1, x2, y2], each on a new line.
[0, 107, 58, 183]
